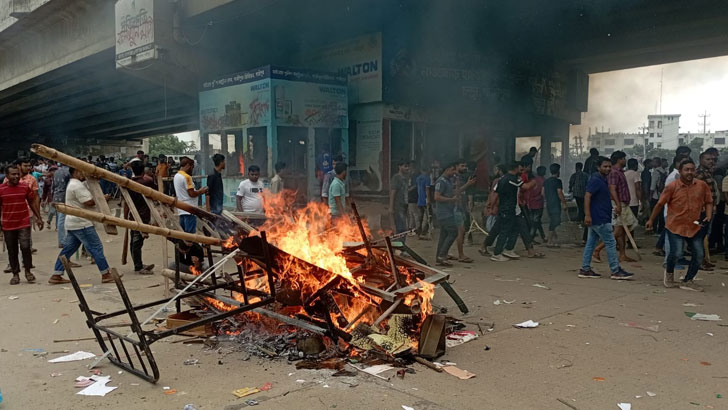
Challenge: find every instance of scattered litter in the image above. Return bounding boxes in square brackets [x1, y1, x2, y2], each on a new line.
[556, 398, 578, 410]
[245, 399, 259, 406]
[259, 382, 272, 391]
[117, 371, 123, 375]
[184, 405, 198, 410]
[361, 364, 394, 376]
[682, 303, 698, 307]
[75, 378, 95, 388]
[183, 359, 199, 365]
[503, 299, 515, 304]
[164, 389, 177, 395]
[442, 365, 476, 379]
[494, 277, 520, 282]
[700, 361, 712, 366]
[493, 300, 501, 306]
[163, 386, 171, 390]
[619, 322, 659, 332]
[79, 284, 92, 288]
[50, 372, 62, 377]
[76, 376, 118, 397]
[684, 312, 721, 321]
[707, 333, 714, 337]
[52, 319, 59, 325]
[646, 391, 656, 397]
[445, 330, 478, 347]
[593, 377, 606, 381]
[532, 283, 551, 290]
[48, 351, 96, 363]
[322, 384, 329, 388]
[514, 320, 539, 328]
[8, 296, 19, 300]
[402, 406, 415, 410]
[23, 348, 45, 352]
[131, 383, 140, 386]
[617, 404, 631, 410]
[718, 394, 723, 398]
[232, 387, 260, 398]
[483, 345, 490, 351]
[295, 379, 306, 383]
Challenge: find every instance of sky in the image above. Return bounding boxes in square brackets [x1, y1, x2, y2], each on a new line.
[570, 55, 728, 140]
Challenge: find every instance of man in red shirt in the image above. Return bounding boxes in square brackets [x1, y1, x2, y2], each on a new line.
[0, 165, 43, 284]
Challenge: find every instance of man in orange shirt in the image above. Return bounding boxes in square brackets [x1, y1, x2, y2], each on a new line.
[646, 158, 713, 291]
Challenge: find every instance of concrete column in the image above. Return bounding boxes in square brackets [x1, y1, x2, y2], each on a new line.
[200, 132, 210, 175]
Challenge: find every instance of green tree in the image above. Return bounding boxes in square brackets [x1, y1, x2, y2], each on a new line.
[688, 137, 704, 153]
[147, 134, 196, 157]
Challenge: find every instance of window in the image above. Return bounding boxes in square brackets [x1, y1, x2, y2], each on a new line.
[679, 138, 684, 145]
[649, 121, 655, 127]
[657, 143, 662, 148]
[658, 121, 662, 128]
[605, 139, 616, 146]
[650, 133, 654, 138]
[604, 148, 614, 154]
[624, 139, 634, 145]
[657, 133, 662, 138]
[715, 138, 726, 145]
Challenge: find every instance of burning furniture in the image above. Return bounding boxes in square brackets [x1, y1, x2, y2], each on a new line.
[31, 144, 467, 383]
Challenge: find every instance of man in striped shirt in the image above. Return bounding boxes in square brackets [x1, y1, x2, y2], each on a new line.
[0, 165, 43, 285]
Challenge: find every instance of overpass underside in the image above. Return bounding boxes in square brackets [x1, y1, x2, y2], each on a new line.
[0, 0, 727, 160]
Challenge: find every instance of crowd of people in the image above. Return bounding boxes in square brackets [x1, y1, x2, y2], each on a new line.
[0, 143, 722, 295]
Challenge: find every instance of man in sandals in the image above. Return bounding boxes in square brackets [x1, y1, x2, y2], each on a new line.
[0, 165, 43, 285]
[48, 167, 118, 285]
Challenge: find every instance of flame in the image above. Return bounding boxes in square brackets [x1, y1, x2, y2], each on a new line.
[189, 265, 202, 276]
[238, 152, 245, 176]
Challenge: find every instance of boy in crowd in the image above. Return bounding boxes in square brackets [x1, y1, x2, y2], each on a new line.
[544, 163, 567, 247]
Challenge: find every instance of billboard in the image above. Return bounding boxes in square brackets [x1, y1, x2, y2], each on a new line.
[115, 0, 155, 65]
[271, 67, 348, 129]
[199, 67, 272, 132]
[302, 33, 382, 104]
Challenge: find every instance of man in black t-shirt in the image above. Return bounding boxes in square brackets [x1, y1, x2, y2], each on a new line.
[206, 153, 226, 215]
[491, 161, 523, 262]
[170, 241, 206, 274]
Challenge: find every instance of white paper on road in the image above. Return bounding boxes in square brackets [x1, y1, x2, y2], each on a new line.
[76, 375, 118, 397]
[617, 403, 631, 410]
[690, 313, 721, 321]
[362, 364, 394, 375]
[48, 351, 96, 363]
[513, 320, 539, 328]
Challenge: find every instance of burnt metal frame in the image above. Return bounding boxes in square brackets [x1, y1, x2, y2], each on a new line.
[59, 234, 278, 383]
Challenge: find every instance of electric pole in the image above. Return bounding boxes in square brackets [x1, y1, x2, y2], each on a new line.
[573, 134, 584, 157]
[638, 123, 648, 159]
[698, 110, 710, 136]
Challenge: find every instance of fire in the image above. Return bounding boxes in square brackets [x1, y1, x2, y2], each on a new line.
[190, 265, 202, 276]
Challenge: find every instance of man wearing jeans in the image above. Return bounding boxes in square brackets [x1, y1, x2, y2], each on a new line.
[174, 157, 208, 234]
[647, 158, 712, 291]
[0, 165, 43, 285]
[434, 163, 459, 266]
[126, 161, 156, 275]
[578, 157, 634, 280]
[49, 167, 117, 285]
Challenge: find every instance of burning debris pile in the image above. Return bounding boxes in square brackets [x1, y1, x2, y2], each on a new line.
[179, 195, 457, 364]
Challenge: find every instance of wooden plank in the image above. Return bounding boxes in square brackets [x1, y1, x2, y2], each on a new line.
[361, 283, 396, 302]
[161, 205, 184, 231]
[144, 197, 165, 228]
[119, 187, 142, 223]
[198, 218, 221, 239]
[393, 272, 449, 296]
[222, 209, 255, 233]
[85, 177, 118, 235]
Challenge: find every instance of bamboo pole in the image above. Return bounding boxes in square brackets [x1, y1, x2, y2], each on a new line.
[54, 204, 222, 246]
[31, 144, 220, 222]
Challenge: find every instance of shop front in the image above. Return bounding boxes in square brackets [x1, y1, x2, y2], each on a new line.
[199, 66, 348, 205]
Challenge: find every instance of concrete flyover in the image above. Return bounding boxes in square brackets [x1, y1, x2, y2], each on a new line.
[0, 0, 727, 160]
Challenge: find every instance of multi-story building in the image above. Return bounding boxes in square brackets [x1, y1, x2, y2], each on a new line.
[647, 114, 680, 149]
[586, 131, 642, 154]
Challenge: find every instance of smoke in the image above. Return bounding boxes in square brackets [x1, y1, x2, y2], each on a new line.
[570, 55, 728, 142]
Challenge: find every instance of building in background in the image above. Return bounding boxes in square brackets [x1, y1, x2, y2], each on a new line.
[647, 114, 681, 150]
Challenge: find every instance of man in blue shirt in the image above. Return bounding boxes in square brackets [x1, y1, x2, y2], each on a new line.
[578, 156, 634, 280]
[328, 162, 348, 222]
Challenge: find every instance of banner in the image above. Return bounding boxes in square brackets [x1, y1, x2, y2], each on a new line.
[303, 33, 382, 104]
[115, 0, 155, 64]
[199, 77, 271, 132]
[272, 79, 348, 128]
[350, 119, 382, 192]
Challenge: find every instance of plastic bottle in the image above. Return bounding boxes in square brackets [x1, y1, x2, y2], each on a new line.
[183, 405, 197, 410]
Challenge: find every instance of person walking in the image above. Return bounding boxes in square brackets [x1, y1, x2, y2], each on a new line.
[453, 160, 476, 262]
[434, 163, 460, 266]
[328, 162, 349, 223]
[695, 150, 718, 270]
[583, 148, 600, 175]
[125, 161, 156, 275]
[624, 158, 642, 219]
[0, 165, 43, 285]
[52, 164, 71, 248]
[206, 153, 226, 215]
[527, 165, 547, 243]
[544, 163, 567, 247]
[578, 157, 634, 280]
[48, 167, 117, 285]
[593, 151, 637, 262]
[174, 157, 208, 234]
[646, 158, 712, 291]
[479, 164, 505, 256]
[415, 166, 431, 239]
[490, 161, 523, 262]
[640, 158, 653, 223]
[569, 162, 589, 242]
[389, 160, 411, 240]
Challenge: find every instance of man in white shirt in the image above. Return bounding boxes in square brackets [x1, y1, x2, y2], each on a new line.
[174, 157, 208, 234]
[236, 165, 265, 226]
[49, 167, 117, 285]
[270, 162, 285, 195]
